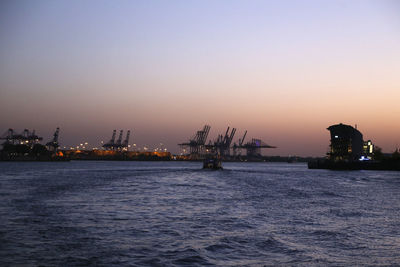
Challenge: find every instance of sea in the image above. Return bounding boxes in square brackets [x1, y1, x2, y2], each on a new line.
[0, 161, 399, 266]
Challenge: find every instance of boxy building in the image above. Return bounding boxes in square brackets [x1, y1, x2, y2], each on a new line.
[327, 123, 364, 161]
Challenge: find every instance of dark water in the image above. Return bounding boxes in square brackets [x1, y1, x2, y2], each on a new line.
[0, 161, 399, 266]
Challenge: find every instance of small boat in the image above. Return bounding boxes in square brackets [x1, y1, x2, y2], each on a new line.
[203, 155, 223, 170]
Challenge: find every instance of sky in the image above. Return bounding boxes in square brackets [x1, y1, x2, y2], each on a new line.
[0, 0, 399, 156]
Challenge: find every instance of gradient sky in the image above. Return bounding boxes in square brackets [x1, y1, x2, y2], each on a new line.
[1, 0, 399, 156]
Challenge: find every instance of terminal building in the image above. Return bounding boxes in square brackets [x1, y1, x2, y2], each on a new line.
[327, 123, 367, 161]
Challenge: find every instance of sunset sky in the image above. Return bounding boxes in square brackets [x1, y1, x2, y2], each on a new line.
[1, 0, 399, 156]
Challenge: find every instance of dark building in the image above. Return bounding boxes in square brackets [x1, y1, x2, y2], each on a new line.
[327, 123, 363, 161]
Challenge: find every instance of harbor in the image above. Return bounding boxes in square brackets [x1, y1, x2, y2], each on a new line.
[308, 123, 400, 171]
[0, 125, 279, 163]
[1, 1, 400, 266]
[1, 124, 399, 171]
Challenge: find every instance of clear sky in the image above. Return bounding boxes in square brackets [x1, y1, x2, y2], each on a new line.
[1, 0, 399, 156]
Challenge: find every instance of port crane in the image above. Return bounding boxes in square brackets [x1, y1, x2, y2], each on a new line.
[46, 127, 60, 151]
[206, 127, 236, 157]
[179, 125, 276, 160]
[103, 130, 116, 149]
[122, 130, 130, 149]
[233, 130, 247, 157]
[1, 128, 43, 146]
[178, 125, 211, 159]
[115, 130, 123, 147]
[102, 129, 131, 151]
[241, 138, 276, 158]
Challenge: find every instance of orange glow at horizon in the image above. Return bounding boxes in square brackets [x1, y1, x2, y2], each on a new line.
[1, 1, 399, 156]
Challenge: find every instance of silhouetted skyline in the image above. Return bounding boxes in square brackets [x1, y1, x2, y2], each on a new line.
[1, 0, 399, 156]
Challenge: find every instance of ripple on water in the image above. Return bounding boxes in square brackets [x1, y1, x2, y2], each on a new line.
[1, 161, 400, 266]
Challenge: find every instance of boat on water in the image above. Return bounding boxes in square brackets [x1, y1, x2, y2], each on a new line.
[203, 155, 223, 170]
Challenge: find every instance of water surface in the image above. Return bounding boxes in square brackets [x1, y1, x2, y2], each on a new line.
[0, 161, 399, 266]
